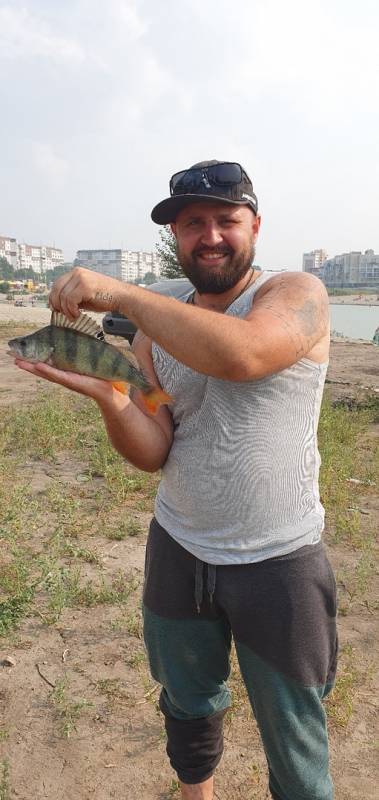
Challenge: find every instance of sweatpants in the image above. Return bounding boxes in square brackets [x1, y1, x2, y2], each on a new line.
[143, 518, 338, 800]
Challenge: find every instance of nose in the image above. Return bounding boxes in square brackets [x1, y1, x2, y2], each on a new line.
[199, 222, 224, 247]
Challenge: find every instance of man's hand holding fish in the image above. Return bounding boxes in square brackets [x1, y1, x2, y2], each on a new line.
[48, 266, 123, 320]
[9, 275, 174, 472]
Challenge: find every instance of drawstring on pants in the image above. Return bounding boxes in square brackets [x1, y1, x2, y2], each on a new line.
[195, 559, 217, 613]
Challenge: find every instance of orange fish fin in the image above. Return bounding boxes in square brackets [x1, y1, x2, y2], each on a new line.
[112, 381, 128, 395]
[141, 387, 173, 415]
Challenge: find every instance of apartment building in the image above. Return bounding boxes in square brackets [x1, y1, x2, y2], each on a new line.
[0, 235, 18, 269]
[0, 235, 64, 273]
[18, 244, 64, 274]
[302, 249, 328, 276]
[75, 249, 161, 283]
[322, 250, 379, 287]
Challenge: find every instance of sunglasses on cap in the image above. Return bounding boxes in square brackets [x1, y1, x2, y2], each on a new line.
[170, 162, 252, 195]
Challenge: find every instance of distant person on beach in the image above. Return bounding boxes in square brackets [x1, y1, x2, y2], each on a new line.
[15, 159, 337, 800]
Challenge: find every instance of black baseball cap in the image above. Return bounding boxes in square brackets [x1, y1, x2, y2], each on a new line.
[151, 160, 258, 224]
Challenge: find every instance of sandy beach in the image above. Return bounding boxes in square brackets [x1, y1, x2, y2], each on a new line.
[0, 298, 104, 327]
[329, 293, 379, 305]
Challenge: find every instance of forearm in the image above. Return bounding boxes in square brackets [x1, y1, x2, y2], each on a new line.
[97, 389, 171, 472]
[49, 267, 328, 382]
[115, 280, 327, 380]
[117, 284, 253, 380]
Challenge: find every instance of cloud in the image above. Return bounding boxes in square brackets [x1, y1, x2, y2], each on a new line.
[108, 0, 148, 40]
[1, 0, 378, 265]
[31, 143, 69, 188]
[0, 5, 85, 63]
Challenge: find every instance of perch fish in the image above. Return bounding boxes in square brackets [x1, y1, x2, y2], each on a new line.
[7, 311, 172, 415]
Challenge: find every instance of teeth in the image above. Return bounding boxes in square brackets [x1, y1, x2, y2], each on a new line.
[200, 253, 226, 259]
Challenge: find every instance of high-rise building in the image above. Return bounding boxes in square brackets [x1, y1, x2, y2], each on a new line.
[0, 235, 18, 269]
[75, 249, 161, 283]
[323, 250, 379, 288]
[302, 249, 328, 276]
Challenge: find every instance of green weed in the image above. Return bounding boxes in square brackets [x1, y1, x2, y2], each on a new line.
[51, 678, 92, 738]
[125, 650, 146, 669]
[124, 611, 143, 638]
[36, 558, 81, 622]
[106, 517, 143, 540]
[0, 759, 10, 800]
[325, 644, 361, 728]
[76, 572, 139, 608]
[0, 586, 34, 636]
[95, 678, 132, 708]
[337, 535, 377, 612]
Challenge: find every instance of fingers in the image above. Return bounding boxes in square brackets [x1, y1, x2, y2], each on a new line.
[49, 269, 84, 320]
[14, 359, 112, 401]
[49, 267, 122, 321]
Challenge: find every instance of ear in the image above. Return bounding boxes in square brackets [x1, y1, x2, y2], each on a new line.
[252, 213, 261, 243]
[170, 222, 177, 239]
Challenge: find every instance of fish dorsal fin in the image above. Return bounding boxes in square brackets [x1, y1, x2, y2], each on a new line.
[50, 311, 105, 340]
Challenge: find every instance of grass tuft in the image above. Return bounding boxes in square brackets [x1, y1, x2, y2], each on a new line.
[0, 759, 10, 800]
[0, 587, 35, 637]
[51, 678, 92, 738]
[325, 644, 360, 728]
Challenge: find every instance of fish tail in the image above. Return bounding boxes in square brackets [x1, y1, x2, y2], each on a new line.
[141, 387, 173, 415]
[112, 381, 129, 394]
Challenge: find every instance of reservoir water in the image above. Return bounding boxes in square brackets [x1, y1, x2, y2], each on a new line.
[329, 304, 379, 341]
[24, 297, 379, 342]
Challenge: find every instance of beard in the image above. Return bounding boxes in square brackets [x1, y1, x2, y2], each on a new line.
[176, 240, 256, 295]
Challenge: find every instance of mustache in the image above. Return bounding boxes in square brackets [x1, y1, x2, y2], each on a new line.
[193, 245, 233, 256]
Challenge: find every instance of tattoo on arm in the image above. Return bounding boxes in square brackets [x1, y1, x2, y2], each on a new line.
[293, 299, 320, 337]
[95, 291, 113, 303]
[256, 301, 306, 358]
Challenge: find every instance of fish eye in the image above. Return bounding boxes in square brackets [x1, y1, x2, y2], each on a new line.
[19, 340, 27, 347]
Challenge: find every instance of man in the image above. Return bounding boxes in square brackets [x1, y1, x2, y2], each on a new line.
[15, 160, 337, 800]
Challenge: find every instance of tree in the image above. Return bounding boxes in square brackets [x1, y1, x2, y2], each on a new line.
[0, 257, 14, 281]
[14, 267, 37, 281]
[44, 264, 71, 284]
[155, 226, 184, 279]
[0, 281, 10, 293]
[142, 271, 158, 285]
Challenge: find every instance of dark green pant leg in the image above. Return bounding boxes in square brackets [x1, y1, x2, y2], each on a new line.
[235, 643, 334, 800]
[219, 543, 337, 799]
[143, 606, 232, 719]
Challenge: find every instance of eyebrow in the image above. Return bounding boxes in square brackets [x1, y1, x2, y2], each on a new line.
[184, 212, 242, 223]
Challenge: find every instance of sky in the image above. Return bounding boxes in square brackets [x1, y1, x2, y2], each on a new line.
[0, 0, 378, 269]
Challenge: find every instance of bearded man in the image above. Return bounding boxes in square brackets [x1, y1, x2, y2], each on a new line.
[15, 160, 337, 800]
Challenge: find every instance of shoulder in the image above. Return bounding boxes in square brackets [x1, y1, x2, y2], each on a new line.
[255, 271, 328, 302]
[244, 270, 330, 366]
[253, 272, 329, 326]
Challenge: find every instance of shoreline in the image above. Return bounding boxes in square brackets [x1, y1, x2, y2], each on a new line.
[329, 294, 378, 305]
[0, 300, 377, 345]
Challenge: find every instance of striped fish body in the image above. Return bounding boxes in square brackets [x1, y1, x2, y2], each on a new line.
[8, 312, 172, 414]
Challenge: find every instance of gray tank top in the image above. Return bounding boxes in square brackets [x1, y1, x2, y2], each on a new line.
[151, 271, 328, 565]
